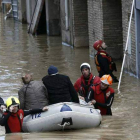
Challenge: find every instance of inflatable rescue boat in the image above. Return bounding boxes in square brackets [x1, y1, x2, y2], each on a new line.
[22, 102, 102, 132]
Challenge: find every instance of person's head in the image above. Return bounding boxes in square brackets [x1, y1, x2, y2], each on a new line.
[80, 63, 91, 78]
[48, 65, 58, 76]
[93, 40, 107, 51]
[100, 75, 112, 90]
[6, 96, 20, 113]
[22, 74, 32, 84]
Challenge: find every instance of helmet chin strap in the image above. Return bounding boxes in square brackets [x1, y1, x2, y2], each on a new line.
[101, 46, 107, 50]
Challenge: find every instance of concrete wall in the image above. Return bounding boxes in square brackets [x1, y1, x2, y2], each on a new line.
[122, 0, 136, 75]
[88, 0, 123, 59]
[135, 0, 140, 78]
[26, 0, 36, 24]
[88, 0, 103, 56]
[26, 0, 30, 24]
[72, 0, 89, 47]
[60, 0, 73, 46]
[0, 0, 1, 11]
[102, 0, 123, 59]
[18, 0, 27, 23]
[60, 0, 89, 47]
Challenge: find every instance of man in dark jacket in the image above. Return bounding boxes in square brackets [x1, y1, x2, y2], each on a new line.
[42, 66, 79, 104]
[93, 40, 119, 83]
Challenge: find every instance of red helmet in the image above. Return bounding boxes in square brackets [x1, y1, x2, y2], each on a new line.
[93, 40, 103, 51]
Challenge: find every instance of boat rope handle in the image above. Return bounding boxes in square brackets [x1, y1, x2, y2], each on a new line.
[58, 122, 70, 130]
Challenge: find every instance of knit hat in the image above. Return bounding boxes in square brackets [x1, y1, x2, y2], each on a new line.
[48, 66, 58, 75]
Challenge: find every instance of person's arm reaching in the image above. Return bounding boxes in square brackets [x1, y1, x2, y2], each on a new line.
[24, 106, 48, 117]
[92, 93, 114, 108]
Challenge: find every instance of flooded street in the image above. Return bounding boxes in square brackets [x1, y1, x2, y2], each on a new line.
[0, 13, 140, 140]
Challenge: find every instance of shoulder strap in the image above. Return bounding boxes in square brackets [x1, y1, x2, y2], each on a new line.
[17, 113, 23, 132]
[90, 76, 95, 86]
[103, 91, 107, 103]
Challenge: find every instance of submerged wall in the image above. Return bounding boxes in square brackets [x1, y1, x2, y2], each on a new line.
[72, 0, 89, 47]
[18, 0, 27, 23]
[60, 0, 89, 47]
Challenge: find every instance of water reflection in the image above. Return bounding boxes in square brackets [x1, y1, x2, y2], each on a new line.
[0, 13, 140, 139]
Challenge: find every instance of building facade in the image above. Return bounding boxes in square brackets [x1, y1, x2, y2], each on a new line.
[135, 0, 140, 78]
[8, 0, 140, 78]
[88, 0, 140, 78]
[88, 0, 123, 60]
[121, 0, 136, 76]
[60, 0, 89, 47]
[25, 0, 60, 35]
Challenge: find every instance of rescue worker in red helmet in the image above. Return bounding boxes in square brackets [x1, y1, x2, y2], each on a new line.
[93, 40, 119, 83]
[0, 96, 48, 134]
[74, 63, 100, 101]
[86, 75, 114, 115]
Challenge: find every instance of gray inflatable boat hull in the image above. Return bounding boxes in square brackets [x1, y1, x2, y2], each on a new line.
[22, 102, 102, 132]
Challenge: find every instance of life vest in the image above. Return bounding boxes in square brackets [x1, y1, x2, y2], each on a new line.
[92, 84, 114, 115]
[95, 51, 113, 72]
[74, 74, 100, 97]
[4, 109, 24, 133]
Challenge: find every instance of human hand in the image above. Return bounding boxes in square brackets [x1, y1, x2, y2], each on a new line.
[79, 96, 85, 101]
[91, 100, 96, 105]
[87, 101, 92, 105]
[42, 106, 48, 112]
